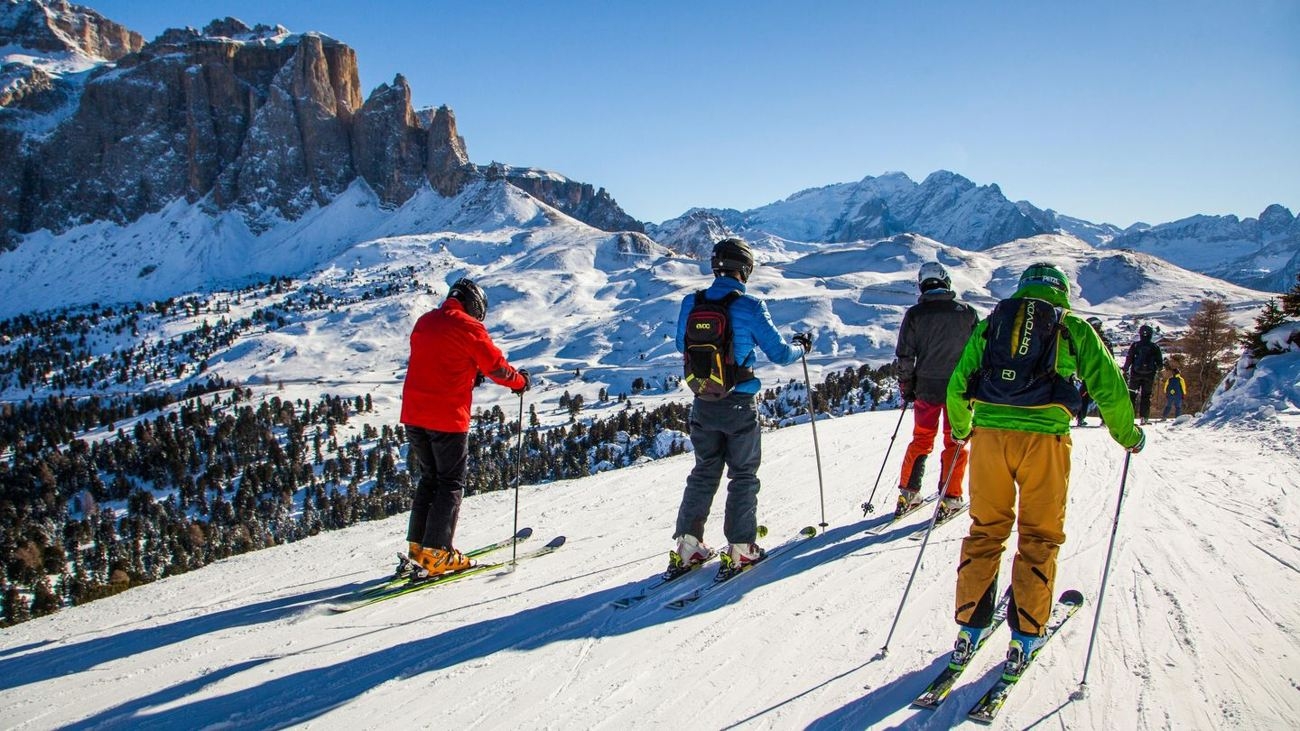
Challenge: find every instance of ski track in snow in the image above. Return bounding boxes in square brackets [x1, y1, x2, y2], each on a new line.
[0, 412, 1297, 729]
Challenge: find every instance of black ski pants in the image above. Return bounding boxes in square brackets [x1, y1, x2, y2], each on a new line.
[1130, 373, 1156, 420]
[675, 392, 762, 545]
[405, 426, 468, 550]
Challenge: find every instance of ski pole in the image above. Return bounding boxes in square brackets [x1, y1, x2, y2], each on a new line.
[863, 403, 909, 515]
[878, 454, 962, 658]
[511, 391, 525, 566]
[1071, 452, 1132, 700]
[799, 350, 829, 530]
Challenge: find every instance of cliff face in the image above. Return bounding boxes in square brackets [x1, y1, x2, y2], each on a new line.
[0, 5, 642, 245]
[0, 0, 142, 59]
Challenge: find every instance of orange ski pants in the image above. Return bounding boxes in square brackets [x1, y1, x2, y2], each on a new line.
[954, 428, 1071, 636]
[898, 398, 967, 498]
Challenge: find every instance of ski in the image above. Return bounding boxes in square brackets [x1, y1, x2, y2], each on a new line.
[330, 535, 565, 613]
[609, 552, 718, 609]
[361, 527, 534, 597]
[611, 526, 769, 609]
[907, 501, 969, 540]
[966, 589, 1085, 724]
[662, 526, 817, 611]
[911, 588, 1013, 709]
[867, 494, 937, 534]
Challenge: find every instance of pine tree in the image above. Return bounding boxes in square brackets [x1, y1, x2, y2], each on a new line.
[1178, 298, 1238, 412]
[1242, 299, 1288, 358]
[1282, 272, 1300, 317]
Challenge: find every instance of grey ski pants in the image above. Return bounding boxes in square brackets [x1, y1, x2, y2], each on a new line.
[675, 392, 762, 545]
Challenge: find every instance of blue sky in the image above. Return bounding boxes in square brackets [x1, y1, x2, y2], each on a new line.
[89, 0, 1298, 227]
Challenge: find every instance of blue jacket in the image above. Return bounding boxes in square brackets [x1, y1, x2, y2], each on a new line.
[676, 276, 802, 395]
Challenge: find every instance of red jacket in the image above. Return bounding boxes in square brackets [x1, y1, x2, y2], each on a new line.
[400, 298, 525, 433]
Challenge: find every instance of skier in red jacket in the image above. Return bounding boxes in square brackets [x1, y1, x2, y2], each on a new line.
[400, 278, 529, 577]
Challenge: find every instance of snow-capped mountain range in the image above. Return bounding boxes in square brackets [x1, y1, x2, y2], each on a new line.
[1, 0, 1296, 326]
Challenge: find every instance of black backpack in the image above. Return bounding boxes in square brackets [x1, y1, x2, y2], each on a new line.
[682, 290, 754, 400]
[968, 297, 1081, 413]
[1130, 341, 1162, 376]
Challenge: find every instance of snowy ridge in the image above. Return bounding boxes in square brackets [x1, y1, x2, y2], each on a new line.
[0, 367, 1297, 728]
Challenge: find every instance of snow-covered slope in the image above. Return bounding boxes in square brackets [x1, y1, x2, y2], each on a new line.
[1, 359, 1297, 729]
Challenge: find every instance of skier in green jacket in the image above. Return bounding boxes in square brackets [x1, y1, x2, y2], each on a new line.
[944, 262, 1145, 678]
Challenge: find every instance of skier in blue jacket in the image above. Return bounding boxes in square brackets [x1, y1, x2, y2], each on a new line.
[670, 237, 808, 576]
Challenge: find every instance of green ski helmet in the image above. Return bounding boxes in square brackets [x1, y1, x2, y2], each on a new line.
[1018, 262, 1069, 293]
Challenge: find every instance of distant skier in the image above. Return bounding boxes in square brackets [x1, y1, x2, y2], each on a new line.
[893, 261, 979, 519]
[1123, 324, 1164, 425]
[400, 278, 530, 578]
[1162, 366, 1187, 419]
[672, 237, 808, 576]
[1076, 316, 1115, 426]
[946, 263, 1144, 677]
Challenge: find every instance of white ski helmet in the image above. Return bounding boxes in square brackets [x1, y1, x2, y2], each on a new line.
[917, 261, 951, 291]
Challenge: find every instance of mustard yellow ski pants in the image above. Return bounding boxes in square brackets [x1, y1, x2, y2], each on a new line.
[954, 428, 1071, 636]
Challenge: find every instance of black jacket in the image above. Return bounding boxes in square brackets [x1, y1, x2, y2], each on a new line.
[895, 290, 979, 404]
[1124, 338, 1163, 378]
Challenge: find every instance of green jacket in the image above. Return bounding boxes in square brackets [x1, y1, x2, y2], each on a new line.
[946, 282, 1142, 448]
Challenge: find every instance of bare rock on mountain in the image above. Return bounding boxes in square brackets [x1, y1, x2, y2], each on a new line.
[426, 105, 472, 197]
[0, 1, 643, 246]
[352, 75, 428, 206]
[0, 0, 142, 60]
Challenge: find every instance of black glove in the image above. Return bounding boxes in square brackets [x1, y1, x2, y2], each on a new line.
[792, 332, 813, 353]
[474, 371, 485, 388]
[899, 380, 916, 403]
[511, 368, 531, 395]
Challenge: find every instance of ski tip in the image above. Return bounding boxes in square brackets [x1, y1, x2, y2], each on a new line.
[544, 536, 567, 548]
[1059, 589, 1085, 605]
[756, 524, 769, 539]
[799, 525, 818, 537]
[516, 527, 534, 539]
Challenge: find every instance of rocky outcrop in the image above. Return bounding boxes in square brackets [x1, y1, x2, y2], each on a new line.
[1, 4, 645, 246]
[0, 0, 142, 59]
[645, 209, 736, 259]
[426, 105, 472, 198]
[482, 163, 644, 233]
[351, 76, 426, 206]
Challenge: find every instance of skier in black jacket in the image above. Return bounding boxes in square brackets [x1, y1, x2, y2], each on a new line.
[893, 261, 979, 518]
[1123, 324, 1164, 425]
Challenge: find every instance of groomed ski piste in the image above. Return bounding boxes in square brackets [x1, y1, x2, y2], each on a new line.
[1, 354, 1297, 729]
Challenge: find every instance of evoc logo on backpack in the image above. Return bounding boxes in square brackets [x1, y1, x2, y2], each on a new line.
[970, 297, 1081, 413]
[683, 290, 753, 400]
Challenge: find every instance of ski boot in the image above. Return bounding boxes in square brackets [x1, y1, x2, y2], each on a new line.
[416, 547, 473, 577]
[938, 496, 964, 521]
[895, 488, 923, 517]
[716, 542, 765, 580]
[1003, 630, 1047, 680]
[667, 534, 713, 578]
[950, 623, 994, 669]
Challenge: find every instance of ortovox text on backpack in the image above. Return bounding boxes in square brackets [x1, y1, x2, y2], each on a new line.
[683, 290, 754, 400]
[968, 297, 1081, 413]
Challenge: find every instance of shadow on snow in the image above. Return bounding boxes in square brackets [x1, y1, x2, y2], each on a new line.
[59, 514, 949, 729]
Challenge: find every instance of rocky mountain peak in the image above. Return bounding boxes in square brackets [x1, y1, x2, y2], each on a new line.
[0, 5, 642, 246]
[0, 0, 142, 60]
[200, 17, 290, 41]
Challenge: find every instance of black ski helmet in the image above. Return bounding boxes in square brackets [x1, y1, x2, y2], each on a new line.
[448, 277, 487, 321]
[1139, 324, 1153, 340]
[917, 261, 952, 292]
[710, 238, 754, 282]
